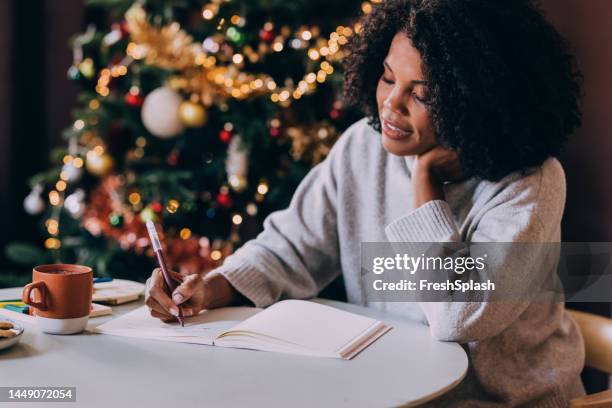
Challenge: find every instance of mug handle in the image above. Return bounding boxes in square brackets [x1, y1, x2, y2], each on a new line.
[22, 281, 47, 310]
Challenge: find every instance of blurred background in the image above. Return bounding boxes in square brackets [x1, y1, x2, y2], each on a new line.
[0, 0, 363, 285]
[0, 0, 611, 392]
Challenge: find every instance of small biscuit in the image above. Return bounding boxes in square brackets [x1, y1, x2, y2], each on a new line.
[0, 321, 14, 329]
[0, 329, 16, 338]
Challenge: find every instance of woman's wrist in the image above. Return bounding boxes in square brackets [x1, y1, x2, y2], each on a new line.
[202, 272, 250, 308]
[412, 160, 445, 208]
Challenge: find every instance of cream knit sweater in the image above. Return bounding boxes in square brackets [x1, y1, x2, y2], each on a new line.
[215, 118, 585, 407]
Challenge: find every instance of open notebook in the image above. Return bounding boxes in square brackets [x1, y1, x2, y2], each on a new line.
[94, 300, 391, 360]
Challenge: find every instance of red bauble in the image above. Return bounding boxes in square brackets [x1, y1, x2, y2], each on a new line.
[269, 127, 281, 138]
[330, 108, 342, 120]
[125, 92, 144, 107]
[219, 129, 233, 143]
[216, 193, 233, 208]
[119, 21, 130, 37]
[167, 151, 179, 166]
[259, 28, 275, 43]
[110, 22, 129, 38]
[151, 202, 163, 213]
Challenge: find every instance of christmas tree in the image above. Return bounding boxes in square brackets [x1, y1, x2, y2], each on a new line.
[7, 0, 368, 283]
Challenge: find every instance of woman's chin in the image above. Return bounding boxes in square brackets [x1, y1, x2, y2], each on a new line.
[381, 134, 419, 156]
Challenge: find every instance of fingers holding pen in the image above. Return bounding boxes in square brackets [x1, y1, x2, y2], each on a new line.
[145, 268, 180, 317]
[171, 274, 206, 317]
[172, 274, 200, 304]
[147, 295, 178, 319]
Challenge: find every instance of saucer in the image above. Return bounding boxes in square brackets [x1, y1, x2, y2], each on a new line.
[0, 319, 24, 351]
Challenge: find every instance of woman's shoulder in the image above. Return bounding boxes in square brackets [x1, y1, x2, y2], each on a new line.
[496, 157, 566, 198]
[476, 157, 567, 223]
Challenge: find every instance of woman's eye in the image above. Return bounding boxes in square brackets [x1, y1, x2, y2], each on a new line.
[381, 76, 394, 85]
[413, 92, 428, 104]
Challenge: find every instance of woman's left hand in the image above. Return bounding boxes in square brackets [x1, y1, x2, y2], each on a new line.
[412, 146, 463, 208]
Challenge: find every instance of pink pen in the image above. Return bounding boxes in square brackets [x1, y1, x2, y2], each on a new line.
[146, 220, 184, 326]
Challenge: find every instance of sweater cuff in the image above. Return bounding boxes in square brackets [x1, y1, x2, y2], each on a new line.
[213, 260, 276, 308]
[385, 200, 460, 242]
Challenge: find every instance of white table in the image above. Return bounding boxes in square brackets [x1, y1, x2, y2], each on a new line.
[0, 287, 468, 407]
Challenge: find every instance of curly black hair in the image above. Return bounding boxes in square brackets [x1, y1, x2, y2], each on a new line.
[343, 0, 583, 181]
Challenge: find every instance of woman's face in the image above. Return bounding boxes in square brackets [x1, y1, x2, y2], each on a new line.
[376, 32, 437, 156]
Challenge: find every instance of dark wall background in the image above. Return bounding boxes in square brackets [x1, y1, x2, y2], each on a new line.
[0, 0, 84, 275]
[539, 0, 612, 392]
[540, 0, 612, 242]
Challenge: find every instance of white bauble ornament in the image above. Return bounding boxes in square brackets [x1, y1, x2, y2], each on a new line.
[141, 87, 185, 138]
[61, 162, 82, 183]
[226, 135, 248, 192]
[64, 189, 86, 218]
[23, 186, 45, 215]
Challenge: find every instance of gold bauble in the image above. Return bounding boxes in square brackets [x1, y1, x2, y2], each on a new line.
[179, 101, 207, 127]
[86, 153, 114, 177]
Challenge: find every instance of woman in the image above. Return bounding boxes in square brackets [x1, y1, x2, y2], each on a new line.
[146, 0, 585, 405]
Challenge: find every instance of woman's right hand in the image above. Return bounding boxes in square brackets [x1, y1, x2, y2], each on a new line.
[145, 269, 243, 322]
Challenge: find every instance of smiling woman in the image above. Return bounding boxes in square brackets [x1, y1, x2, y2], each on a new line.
[144, 1, 586, 407]
[343, 0, 583, 181]
[377, 34, 436, 157]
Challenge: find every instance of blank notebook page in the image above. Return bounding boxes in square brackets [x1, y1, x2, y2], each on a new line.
[220, 300, 383, 354]
[94, 306, 260, 344]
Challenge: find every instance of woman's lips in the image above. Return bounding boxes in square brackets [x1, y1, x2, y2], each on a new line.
[382, 119, 413, 140]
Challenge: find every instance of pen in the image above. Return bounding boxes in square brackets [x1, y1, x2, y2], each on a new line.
[93, 277, 113, 284]
[145, 220, 184, 327]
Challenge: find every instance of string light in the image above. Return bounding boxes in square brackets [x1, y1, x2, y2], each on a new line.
[272, 41, 284, 52]
[49, 190, 61, 206]
[46, 219, 59, 236]
[232, 53, 244, 64]
[257, 181, 269, 195]
[95, 61, 129, 97]
[166, 199, 180, 213]
[74, 120, 85, 130]
[128, 192, 141, 205]
[180, 228, 192, 240]
[126, 42, 147, 59]
[202, 8, 215, 20]
[307, 48, 320, 60]
[246, 203, 258, 216]
[210, 250, 222, 261]
[45, 238, 61, 250]
[361, 2, 373, 14]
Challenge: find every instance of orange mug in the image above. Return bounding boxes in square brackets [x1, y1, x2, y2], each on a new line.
[22, 264, 93, 334]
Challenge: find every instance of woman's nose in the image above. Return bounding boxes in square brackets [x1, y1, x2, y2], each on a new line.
[383, 87, 409, 116]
